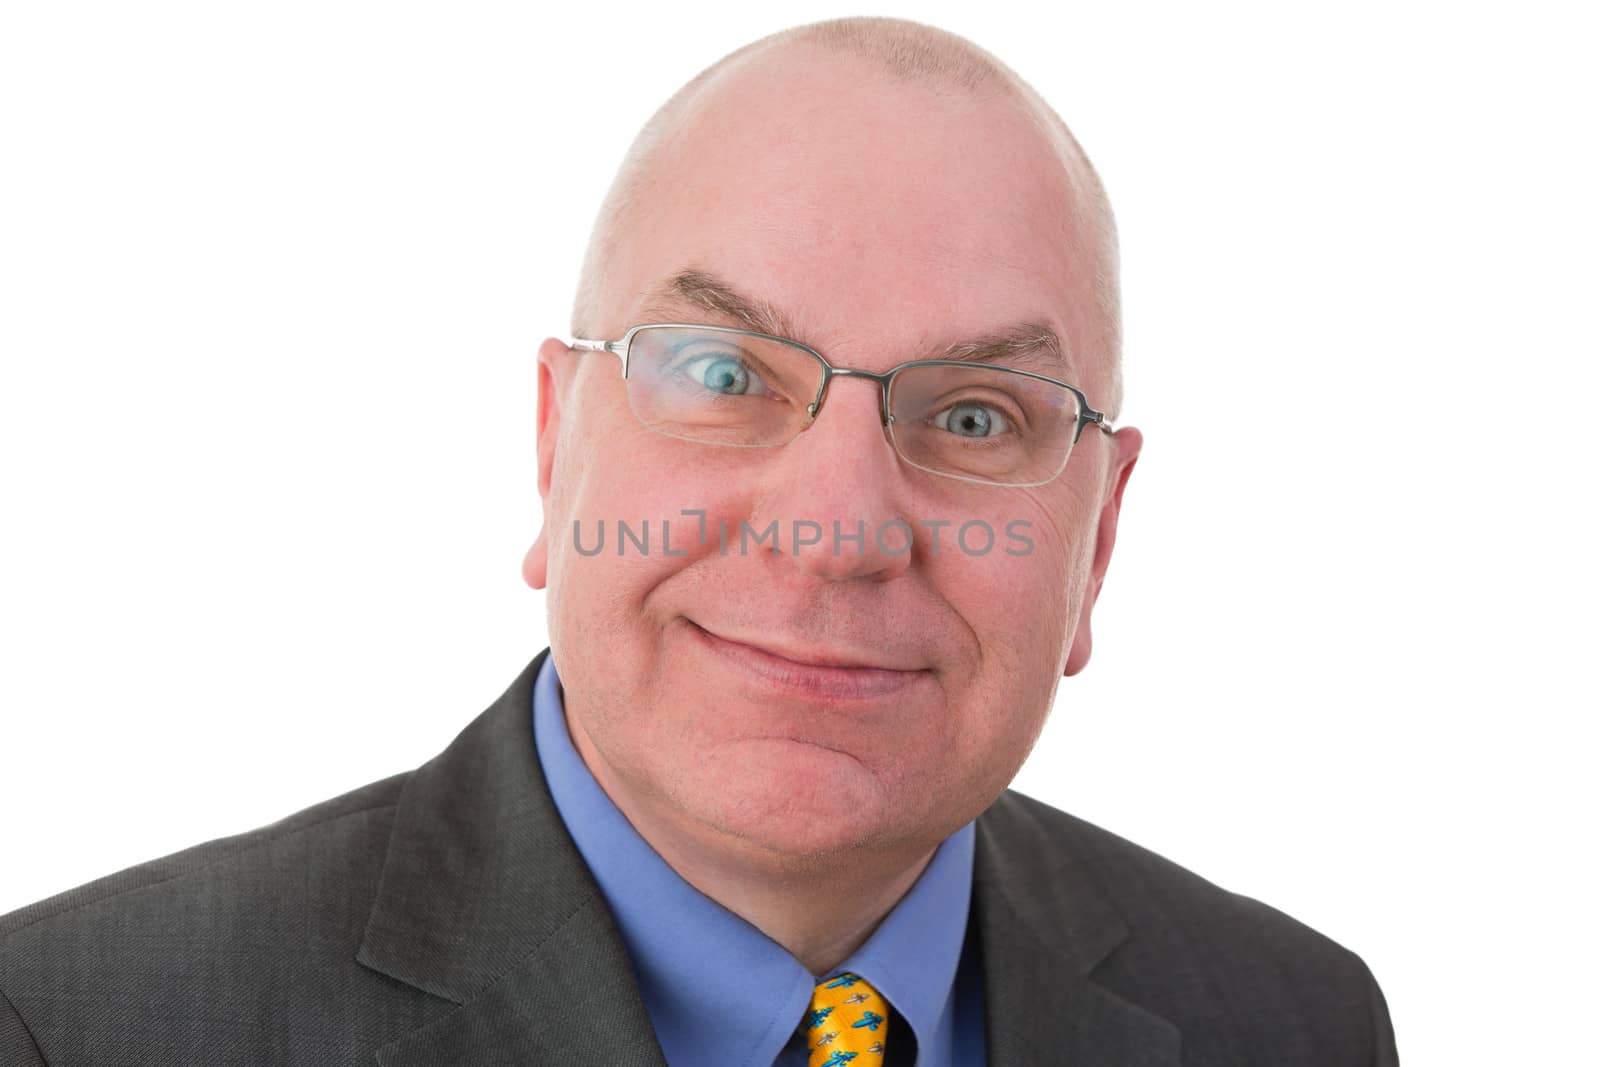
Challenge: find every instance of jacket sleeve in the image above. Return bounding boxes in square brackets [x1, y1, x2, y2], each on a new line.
[0, 985, 48, 1067]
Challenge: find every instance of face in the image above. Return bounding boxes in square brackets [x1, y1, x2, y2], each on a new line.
[525, 49, 1141, 868]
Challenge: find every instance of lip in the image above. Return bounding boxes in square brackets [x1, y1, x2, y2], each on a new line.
[686, 619, 933, 701]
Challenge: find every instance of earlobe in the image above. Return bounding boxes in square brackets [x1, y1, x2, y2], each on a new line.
[1064, 615, 1093, 677]
[522, 530, 548, 590]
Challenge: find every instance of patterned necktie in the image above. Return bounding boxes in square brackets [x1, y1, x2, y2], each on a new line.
[801, 971, 891, 1066]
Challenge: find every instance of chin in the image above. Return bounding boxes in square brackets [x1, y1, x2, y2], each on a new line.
[705, 805, 886, 862]
[681, 746, 902, 856]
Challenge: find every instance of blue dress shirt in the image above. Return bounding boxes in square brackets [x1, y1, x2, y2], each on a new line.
[531, 653, 986, 1067]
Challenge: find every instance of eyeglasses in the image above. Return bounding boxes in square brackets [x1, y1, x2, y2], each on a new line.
[567, 323, 1114, 488]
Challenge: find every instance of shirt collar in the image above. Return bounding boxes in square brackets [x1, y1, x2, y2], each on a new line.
[532, 651, 975, 1066]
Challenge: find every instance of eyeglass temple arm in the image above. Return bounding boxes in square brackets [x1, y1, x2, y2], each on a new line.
[569, 337, 624, 360]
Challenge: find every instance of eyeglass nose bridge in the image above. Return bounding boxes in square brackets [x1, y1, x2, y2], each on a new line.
[806, 365, 898, 429]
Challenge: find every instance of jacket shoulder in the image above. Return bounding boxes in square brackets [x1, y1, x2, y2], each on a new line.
[981, 789, 1397, 1065]
[985, 788, 1370, 960]
[0, 770, 409, 939]
[0, 770, 430, 1062]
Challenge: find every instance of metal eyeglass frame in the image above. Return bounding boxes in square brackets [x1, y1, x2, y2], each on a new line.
[567, 322, 1116, 485]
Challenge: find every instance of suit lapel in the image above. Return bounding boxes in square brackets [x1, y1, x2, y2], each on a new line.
[973, 795, 1182, 1066]
[357, 648, 668, 1066]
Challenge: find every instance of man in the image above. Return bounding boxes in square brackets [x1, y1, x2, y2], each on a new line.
[0, 15, 1398, 1066]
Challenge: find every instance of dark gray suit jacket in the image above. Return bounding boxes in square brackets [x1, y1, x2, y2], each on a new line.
[1, 648, 1398, 1064]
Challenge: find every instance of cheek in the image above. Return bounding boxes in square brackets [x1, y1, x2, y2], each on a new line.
[929, 496, 1087, 679]
[546, 406, 709, 605]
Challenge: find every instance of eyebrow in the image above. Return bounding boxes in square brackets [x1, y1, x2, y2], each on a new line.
[640, 269, 799, 340]
[937, 323, 1069, 376]
[638, 268, 1072, 377]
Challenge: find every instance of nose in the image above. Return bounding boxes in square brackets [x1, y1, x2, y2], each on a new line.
[746, 373, 916, 583]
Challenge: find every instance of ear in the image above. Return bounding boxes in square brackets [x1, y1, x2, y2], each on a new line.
[521, 336, 576, 591]
[1064, 426, 1142, 676]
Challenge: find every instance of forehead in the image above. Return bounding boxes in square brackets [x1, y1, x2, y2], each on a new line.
[610, 48, 1099, 375]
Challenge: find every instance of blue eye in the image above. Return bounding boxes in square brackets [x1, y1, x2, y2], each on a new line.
[932, 401, 1012, 437]
[677, 353, 770, 397]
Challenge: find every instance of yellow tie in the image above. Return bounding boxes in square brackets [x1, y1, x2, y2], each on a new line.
[802, 971, 890, 1066]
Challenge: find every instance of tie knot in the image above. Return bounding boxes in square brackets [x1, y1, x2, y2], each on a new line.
[802, 971, 890, 1066]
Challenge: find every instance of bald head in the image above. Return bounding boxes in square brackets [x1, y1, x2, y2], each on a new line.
[570, 16, 1123, 416]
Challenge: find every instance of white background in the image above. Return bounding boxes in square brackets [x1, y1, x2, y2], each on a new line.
[2, 2, 1595, 1061]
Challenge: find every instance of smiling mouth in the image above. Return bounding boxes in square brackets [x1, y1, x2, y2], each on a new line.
[684, 619, 932, 701]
